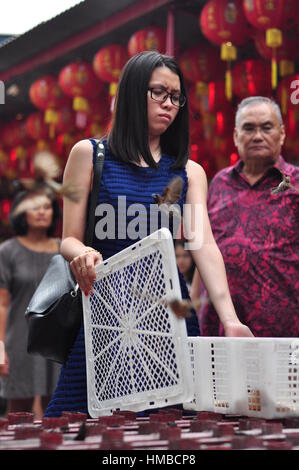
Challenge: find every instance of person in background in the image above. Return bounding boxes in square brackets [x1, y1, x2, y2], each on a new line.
[192, 96, 299, 337]
[45, 51, 253, 417]
[175, 239, 195, 292]
[0, 186, 61, 417]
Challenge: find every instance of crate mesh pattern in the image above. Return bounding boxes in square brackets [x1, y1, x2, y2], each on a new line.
[83, 229, 193, 416]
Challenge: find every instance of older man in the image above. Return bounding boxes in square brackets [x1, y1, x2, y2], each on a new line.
[194, 96, 299, 337]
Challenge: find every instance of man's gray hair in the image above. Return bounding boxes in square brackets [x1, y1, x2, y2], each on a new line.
[235, 96, 283, 128]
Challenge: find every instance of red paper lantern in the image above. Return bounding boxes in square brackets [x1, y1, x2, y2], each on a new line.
[29, 75, 68, 110]
[179, 44, 224, 83]
[200, 0, 250, 100]
[25, 112, 49, 141]
[128, 26, 166, 57]
[200, 0, 250, 47]
[58, 62, 104, 128]
[243, 0, 296, 31]
[232, 60, 272, 98]
[254, 26, 299, 62]
[93, 45, 128, 87]
[29, 75, 71, 139]
[58, 62, 102, 99]
[55, 107, 76, 135]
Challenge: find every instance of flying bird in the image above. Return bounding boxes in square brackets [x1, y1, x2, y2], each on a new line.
[20, 151, 81, 202]
[167, 297, 208, 319]
[152, 176, 184, 219]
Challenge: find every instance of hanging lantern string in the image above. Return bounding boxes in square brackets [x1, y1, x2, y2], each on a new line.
[266, 28, 282, 90]
[44, 109, 58, 140]
[220, 42, 237, 101]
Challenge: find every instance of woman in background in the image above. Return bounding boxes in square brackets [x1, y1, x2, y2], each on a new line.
[0, 186, 61, 417]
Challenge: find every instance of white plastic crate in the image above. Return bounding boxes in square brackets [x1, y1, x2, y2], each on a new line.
[82, 228, 194, 417]
[186, 337, 299, 419]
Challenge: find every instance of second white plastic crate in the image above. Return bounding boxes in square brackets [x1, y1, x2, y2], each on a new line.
[186, 337, 299, 419]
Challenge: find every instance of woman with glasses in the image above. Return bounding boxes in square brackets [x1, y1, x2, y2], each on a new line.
[45, 51, 253, 417]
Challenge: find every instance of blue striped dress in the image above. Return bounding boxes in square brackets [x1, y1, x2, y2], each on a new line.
[45, 139, 200, 416]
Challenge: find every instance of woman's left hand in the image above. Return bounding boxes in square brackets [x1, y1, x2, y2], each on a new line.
[70, 248, 103, 295]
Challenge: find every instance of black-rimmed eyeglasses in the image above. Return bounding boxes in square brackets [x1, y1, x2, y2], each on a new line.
[148, 88, 186, 108]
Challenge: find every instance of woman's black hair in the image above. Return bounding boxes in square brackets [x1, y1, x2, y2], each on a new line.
[108, 50, 189, 170]
[9, 186, 60, 236]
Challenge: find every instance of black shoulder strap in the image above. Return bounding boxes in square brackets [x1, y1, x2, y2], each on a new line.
[84, 138, 105, 246]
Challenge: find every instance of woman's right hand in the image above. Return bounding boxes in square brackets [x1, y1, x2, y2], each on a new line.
[70, 247, 103, 296]
[223, 321, 254, 337]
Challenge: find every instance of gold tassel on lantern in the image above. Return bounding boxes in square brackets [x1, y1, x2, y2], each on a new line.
[109, 82, 118, 113]
[109, 83, 118, 97]
[221, 42, 237, 101]
[73, 96, 89, 129]
[266, 28, 282, 90]
[73, 96, 89, 113]
[45, 109, 58, 140]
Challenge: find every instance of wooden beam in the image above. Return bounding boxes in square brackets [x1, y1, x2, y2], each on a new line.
[0, 0, 173, 82]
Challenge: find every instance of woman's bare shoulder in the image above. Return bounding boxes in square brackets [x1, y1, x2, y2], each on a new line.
[186, 159, 208, 184]
[64, 139, 94, 174]
[69, 139, 94, 158]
